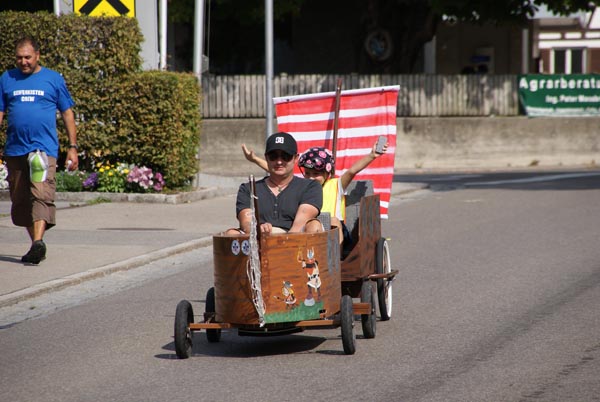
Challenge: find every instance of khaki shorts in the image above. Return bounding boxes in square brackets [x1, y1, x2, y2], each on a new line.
[5, 154, 57, 229]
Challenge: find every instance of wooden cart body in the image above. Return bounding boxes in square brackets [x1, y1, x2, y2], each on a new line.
[341, 191, 380, 287]
[212, 227, 341, 326]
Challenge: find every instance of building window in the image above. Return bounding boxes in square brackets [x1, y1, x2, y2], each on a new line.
[552, 48, 585, 73]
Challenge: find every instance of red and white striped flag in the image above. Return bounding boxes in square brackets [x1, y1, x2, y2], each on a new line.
[274, 85, 399, 218]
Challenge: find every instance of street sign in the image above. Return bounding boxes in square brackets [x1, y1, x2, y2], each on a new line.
[519, 74, 600, 116]
[74, 0, 135, 17]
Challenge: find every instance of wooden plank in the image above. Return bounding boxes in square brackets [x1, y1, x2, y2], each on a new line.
[352, 302, 371, 315]
[260, 229, 341, 323]
[258, 75, 265, 117]
[227, 75, 235, 118]
[341, 194, 380, 281]
[189, 323, 233, 330]
[296, 319, 336, 327]
[213, 234, 257, 324]
[239, 75, 250, 117]
[216, 75, 224, 118]
[251, 75, 259, 117]
[367, 269, 399, 280]
[233, 75, 241, 118]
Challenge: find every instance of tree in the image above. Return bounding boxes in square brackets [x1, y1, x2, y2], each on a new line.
[362, 0, 597, 72]
[167, 0, 597, 73]
[0, 1, 52, 12]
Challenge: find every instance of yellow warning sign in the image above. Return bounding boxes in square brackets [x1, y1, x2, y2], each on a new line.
[74, 0, 135, 18]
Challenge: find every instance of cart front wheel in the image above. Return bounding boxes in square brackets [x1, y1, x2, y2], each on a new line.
[205, 287, 221, 343]
[174, 299, 194, 359]
[376, 238, 393, 321]
[340, 295, 356, 355]
[361, 281, 376, 339]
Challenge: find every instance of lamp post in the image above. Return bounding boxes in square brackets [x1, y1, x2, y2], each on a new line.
[265, 0, 274, 138]
[193, 0, 205, 80]
[159, 0, 167, 70]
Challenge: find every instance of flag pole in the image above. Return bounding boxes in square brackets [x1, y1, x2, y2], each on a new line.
[331, 78, 342, 176]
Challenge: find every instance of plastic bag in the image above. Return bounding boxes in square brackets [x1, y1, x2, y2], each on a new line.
[28, 150, 49, 183]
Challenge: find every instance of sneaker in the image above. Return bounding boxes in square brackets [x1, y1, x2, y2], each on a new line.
[21, 240, 47, 265]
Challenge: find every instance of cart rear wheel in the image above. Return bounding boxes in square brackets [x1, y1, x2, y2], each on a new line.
[360, 281, 376, 339]
[205, 287, 221, 343]
[376, 238, 393, 321]
[340, 295, 356, 355]
[174, 300, 194, 359]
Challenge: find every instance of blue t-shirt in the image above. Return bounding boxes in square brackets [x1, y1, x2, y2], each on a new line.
[0, 66, 75, 158]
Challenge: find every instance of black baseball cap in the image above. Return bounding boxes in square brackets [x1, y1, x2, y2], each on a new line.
[265, 132, 297, 156]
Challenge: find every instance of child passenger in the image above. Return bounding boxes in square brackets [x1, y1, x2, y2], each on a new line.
[242, 139, 387, 245]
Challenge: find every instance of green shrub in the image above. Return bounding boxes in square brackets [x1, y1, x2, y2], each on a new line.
[0, 11, 201, 189]
[55, 171, 86, 192]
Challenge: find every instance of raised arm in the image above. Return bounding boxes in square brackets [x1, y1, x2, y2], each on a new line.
[340, 140, 387, 190]
[242, 144, 268, 172]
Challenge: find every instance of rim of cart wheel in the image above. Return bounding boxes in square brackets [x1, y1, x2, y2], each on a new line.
[376, 237, 393, 321]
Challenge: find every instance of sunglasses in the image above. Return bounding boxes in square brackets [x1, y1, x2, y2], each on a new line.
[266, 151, 294, 162]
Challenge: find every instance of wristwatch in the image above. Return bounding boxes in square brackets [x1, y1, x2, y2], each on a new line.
[68, 144, 78, 150]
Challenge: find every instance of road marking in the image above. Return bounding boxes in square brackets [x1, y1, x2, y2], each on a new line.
[429, 174, 483, 181]
[466, 172, 600, 186]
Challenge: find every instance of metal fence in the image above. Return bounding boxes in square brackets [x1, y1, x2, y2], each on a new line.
[201, 74, 520, 118]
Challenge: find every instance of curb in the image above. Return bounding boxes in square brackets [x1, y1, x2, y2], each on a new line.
[0, 186, 237, 204]
[0, 236, 214, 309]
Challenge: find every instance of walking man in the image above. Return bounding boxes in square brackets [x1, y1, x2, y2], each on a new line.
[0, 36, 78, 264]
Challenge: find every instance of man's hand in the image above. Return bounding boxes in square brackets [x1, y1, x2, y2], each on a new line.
[66, 148, 79, 171]
[259, 222, 273, 234]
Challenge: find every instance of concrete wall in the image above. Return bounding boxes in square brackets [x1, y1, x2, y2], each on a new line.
[199, 117, 600, 175]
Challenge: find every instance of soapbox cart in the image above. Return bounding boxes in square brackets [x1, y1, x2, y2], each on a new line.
[173, 180, 397, 357]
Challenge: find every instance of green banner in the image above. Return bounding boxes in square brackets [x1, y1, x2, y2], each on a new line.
[518, 74, 600, 116]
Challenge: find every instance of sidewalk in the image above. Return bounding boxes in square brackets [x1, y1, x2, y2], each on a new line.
[0, 174, 427, 308]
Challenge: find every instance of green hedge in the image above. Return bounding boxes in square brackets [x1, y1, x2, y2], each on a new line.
[0, 11, 201, 188]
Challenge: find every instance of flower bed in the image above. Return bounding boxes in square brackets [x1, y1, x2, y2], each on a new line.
[57, 162, 166, 193]
[0, 159, 8, 190]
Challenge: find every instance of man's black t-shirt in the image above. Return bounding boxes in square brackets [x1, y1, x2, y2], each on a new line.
[236, 176, 322, 231]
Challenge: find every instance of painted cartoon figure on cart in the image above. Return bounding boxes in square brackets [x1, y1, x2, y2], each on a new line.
[275, 281, 297, 309]
[298, 248, 322, 306]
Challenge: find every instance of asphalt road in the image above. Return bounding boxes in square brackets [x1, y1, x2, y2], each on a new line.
[1, 170, 600, 402]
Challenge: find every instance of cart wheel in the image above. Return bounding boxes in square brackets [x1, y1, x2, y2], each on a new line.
[205, 287, 221, 343]
[376, 238, 393, 321]
[340, 295, 356, 355]
[174, 299, 194, 359]
[360, 281, 376, 339]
